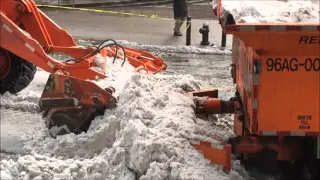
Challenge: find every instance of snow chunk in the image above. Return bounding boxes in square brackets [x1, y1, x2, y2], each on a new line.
[212, 0, 320, 23]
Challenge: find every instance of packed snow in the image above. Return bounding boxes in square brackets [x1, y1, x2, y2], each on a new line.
[212, 0, 320, 23]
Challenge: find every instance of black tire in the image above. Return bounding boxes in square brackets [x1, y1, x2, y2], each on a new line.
[303, 160, 320, 180]
[277, 161, 304, 180]
[303, 138, 320, 180]
[240, 158, 256, 171]
[0, 50, 37, 94]
[257, 148, 279, 175]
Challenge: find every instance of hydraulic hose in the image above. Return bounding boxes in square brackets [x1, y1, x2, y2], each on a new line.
[65, 39, 127, 67]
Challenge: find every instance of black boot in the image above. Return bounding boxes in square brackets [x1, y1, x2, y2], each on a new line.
[173, 20, 183, 36]
[173, 31, 182, 36]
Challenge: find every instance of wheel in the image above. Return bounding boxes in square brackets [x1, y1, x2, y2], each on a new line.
[239, 154, 256, 170]
[0, 48, 37, 94]
[303, 138, 320, 180]
[277, 160, 304, 180]
[303, 160, 320, 180]
[257, 148, 279, 175]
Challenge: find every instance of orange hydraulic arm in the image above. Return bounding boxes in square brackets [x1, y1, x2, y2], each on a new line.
[0, 0, 167, 80]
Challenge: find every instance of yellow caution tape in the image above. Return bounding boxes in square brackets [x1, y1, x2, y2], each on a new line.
[37, 4, 191, 32]
[185, 22, 191, 32]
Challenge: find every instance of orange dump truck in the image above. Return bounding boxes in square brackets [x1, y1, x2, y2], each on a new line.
[190, 8, 320, 179]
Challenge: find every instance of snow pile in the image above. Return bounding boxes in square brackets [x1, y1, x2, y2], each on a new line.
[212, 0, 320, 23]
[0, 92, 40, 113]
[1, 56, 243, 179]
[1, 153, 136, 180]
[93, 54, 136, 97]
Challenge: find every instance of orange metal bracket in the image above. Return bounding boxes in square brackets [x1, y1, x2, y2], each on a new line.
[190, 139, 232, 172]
[105, 46, 167, 74]
[191, 89, 219, 98]
[39, 73, 117, 109]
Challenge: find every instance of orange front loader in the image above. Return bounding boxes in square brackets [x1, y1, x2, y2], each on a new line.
[190, 7, 320, 180]
[0, 0, 167, 137]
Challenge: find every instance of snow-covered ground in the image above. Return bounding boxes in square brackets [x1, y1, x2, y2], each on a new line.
[115, 40, 232, 55]
[1, 57, 243, 180]
[1, 1, 320, 180]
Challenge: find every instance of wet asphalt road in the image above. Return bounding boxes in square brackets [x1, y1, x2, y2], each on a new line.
[159, 52, 234, 92]
[37, 0, 215, 20]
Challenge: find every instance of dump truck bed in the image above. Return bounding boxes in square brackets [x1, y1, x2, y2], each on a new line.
[226, 23, 320, 135]
[190, 7, 320, 176]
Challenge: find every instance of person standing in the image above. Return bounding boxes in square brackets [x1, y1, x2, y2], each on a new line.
[173, 0, 188, 36]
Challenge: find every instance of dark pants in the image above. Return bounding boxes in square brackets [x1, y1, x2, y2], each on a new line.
[173, 0, 188, 19]
[173, 0, 188, 33]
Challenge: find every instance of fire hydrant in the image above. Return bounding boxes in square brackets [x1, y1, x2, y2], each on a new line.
[199, 22, 210, 45]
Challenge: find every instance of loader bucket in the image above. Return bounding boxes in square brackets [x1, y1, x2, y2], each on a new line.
[39, 73, 117, 138]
